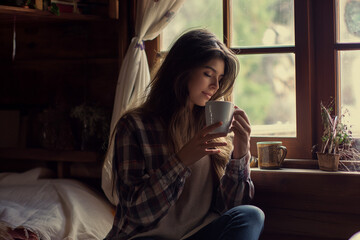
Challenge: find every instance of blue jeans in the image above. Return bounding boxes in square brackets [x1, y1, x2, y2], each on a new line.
[134, 205, 265, 240]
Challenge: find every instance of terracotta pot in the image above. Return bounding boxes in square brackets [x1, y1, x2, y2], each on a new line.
[317, 152, 340, 171]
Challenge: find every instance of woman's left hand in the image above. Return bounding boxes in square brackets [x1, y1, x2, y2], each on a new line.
[231, 106, 251, 159]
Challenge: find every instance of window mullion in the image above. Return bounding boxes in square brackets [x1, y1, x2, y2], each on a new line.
[286, 0, 314, 159]
[223, 0, 230, 47]
[313, 0, 337, 151]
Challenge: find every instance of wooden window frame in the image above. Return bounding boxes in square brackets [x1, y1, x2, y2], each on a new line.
[225, 0, 314, 159]
[145, 0, 354, 162]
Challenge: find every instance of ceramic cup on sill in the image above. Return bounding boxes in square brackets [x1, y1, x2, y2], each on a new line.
[205, 101, 234, 134]
[257, 141, 287, 169]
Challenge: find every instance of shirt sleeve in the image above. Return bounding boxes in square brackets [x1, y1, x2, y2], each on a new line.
[215, 151, 254, 212]
[113, 116, 191, 229]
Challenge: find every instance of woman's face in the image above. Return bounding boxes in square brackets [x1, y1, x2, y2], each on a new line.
[187, 58, 225, 108]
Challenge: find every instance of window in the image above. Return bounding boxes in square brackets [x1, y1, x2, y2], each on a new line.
[231, 0, 295, 138]
[162, 0, 223, 51]
[336, 0, 360, 139]
[151, 0, 359, 159]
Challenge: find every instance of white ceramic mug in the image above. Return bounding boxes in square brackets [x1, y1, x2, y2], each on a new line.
[205, 101, 234, 134]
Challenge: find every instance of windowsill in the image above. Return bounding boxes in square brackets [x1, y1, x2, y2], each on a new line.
[251, 158, 360, 173]
[251, 167, 360, 176]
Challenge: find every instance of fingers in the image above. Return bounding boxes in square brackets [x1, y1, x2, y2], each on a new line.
[232, 116, 251, 134]
[202, 140, 227, 149]
[199, 122, 228, 143]
[202, 141, 227, 155]
[205, 148, 221, 155]
[199, 125, 228, 154]
[200, 122, 223, 136]
[178, 122, 229, 166]
[202, 132, 228, 143]
[233, 107, 250, 125]
[232, 107, 250, 133]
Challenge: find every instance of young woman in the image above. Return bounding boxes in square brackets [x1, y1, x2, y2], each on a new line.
[105, 29, 264, 240]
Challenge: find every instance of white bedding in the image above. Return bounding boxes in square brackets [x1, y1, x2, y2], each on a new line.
[0, 168, 114, 240]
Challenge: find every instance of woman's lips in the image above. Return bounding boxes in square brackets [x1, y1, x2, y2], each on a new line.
[202, 91, 212, 99]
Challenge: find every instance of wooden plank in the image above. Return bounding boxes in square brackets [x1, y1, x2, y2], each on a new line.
[251, 168, 360, 214]
[282, 159, 319, 169]
[0, 5, 47, 15]
[0, 5, 102, 22]
[260, 208, 358, 240]
[231, 46, 295, 54]
[260, 233, 336, 240]
[108, 0, 118, 19]
[1, 20, 119, 61]
[251, 168, 360, 240]
[0, 148, 100, 162]
[0, 57, 119, 107]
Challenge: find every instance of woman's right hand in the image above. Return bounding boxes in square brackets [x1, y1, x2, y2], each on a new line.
[176, 122, 228, 166]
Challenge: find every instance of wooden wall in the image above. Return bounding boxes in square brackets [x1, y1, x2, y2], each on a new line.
[1, 19, 120, 106]
[0, 12, 128, 151]
[0, 2, 131, 179]
[251, 169, 360, 240]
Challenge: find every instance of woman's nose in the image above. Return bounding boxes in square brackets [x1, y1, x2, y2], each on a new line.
[210, 78, 220, 90]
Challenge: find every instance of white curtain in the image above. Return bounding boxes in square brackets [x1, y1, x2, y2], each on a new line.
[102, 0, 186, 205]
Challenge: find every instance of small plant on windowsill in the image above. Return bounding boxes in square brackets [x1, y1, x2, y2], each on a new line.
[316, 99, 360, 171]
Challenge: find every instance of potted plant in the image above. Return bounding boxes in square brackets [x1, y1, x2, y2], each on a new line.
[317, 99, 359, 171]
[70, 103, 110, 151]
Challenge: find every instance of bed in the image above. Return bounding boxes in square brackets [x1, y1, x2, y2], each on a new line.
[0, 167, 114, 240]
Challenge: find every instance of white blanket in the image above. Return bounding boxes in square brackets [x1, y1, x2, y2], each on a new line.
[0, 168, 114, 240]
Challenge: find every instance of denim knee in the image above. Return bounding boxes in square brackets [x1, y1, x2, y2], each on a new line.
[226, 205, 265, 229]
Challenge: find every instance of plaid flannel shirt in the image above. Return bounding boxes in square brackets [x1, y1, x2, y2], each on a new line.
[105, 113, 254, 240]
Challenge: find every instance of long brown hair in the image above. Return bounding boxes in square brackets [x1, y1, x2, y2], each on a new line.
[139, 29, 240, 179]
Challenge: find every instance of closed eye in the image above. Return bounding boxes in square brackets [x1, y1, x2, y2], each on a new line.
[204, 66, 224, 79]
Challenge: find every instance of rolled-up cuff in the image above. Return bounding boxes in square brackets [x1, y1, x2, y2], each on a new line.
[225, 152, 251, 181]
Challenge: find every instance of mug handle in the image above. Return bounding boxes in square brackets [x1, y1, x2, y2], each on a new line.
[277, 146, 287, 166]
[227, 108, 236, 133]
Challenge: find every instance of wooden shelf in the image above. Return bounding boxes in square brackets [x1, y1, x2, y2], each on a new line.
[0, 147, 100, 163]
[0, 148, 102, 178]
[0, 5, 103, 22]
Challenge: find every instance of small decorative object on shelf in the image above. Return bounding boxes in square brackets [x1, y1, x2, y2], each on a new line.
[52, 0, 79, 14]
[1, 0, 28, 7]
[315, 98, 360, 171]
[1, 0, 59, 15]
[77, 0, 108, 17]
[0, 0, 110, 19]
[42, 0, 59, 15]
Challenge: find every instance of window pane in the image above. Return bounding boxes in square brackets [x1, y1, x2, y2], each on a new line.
[337, 0, 360, 43]
[339, 51, 360, 138]
[161, 0, 222, 51]
[233, 53, 296, 137]
[231, 0, 294, 47]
